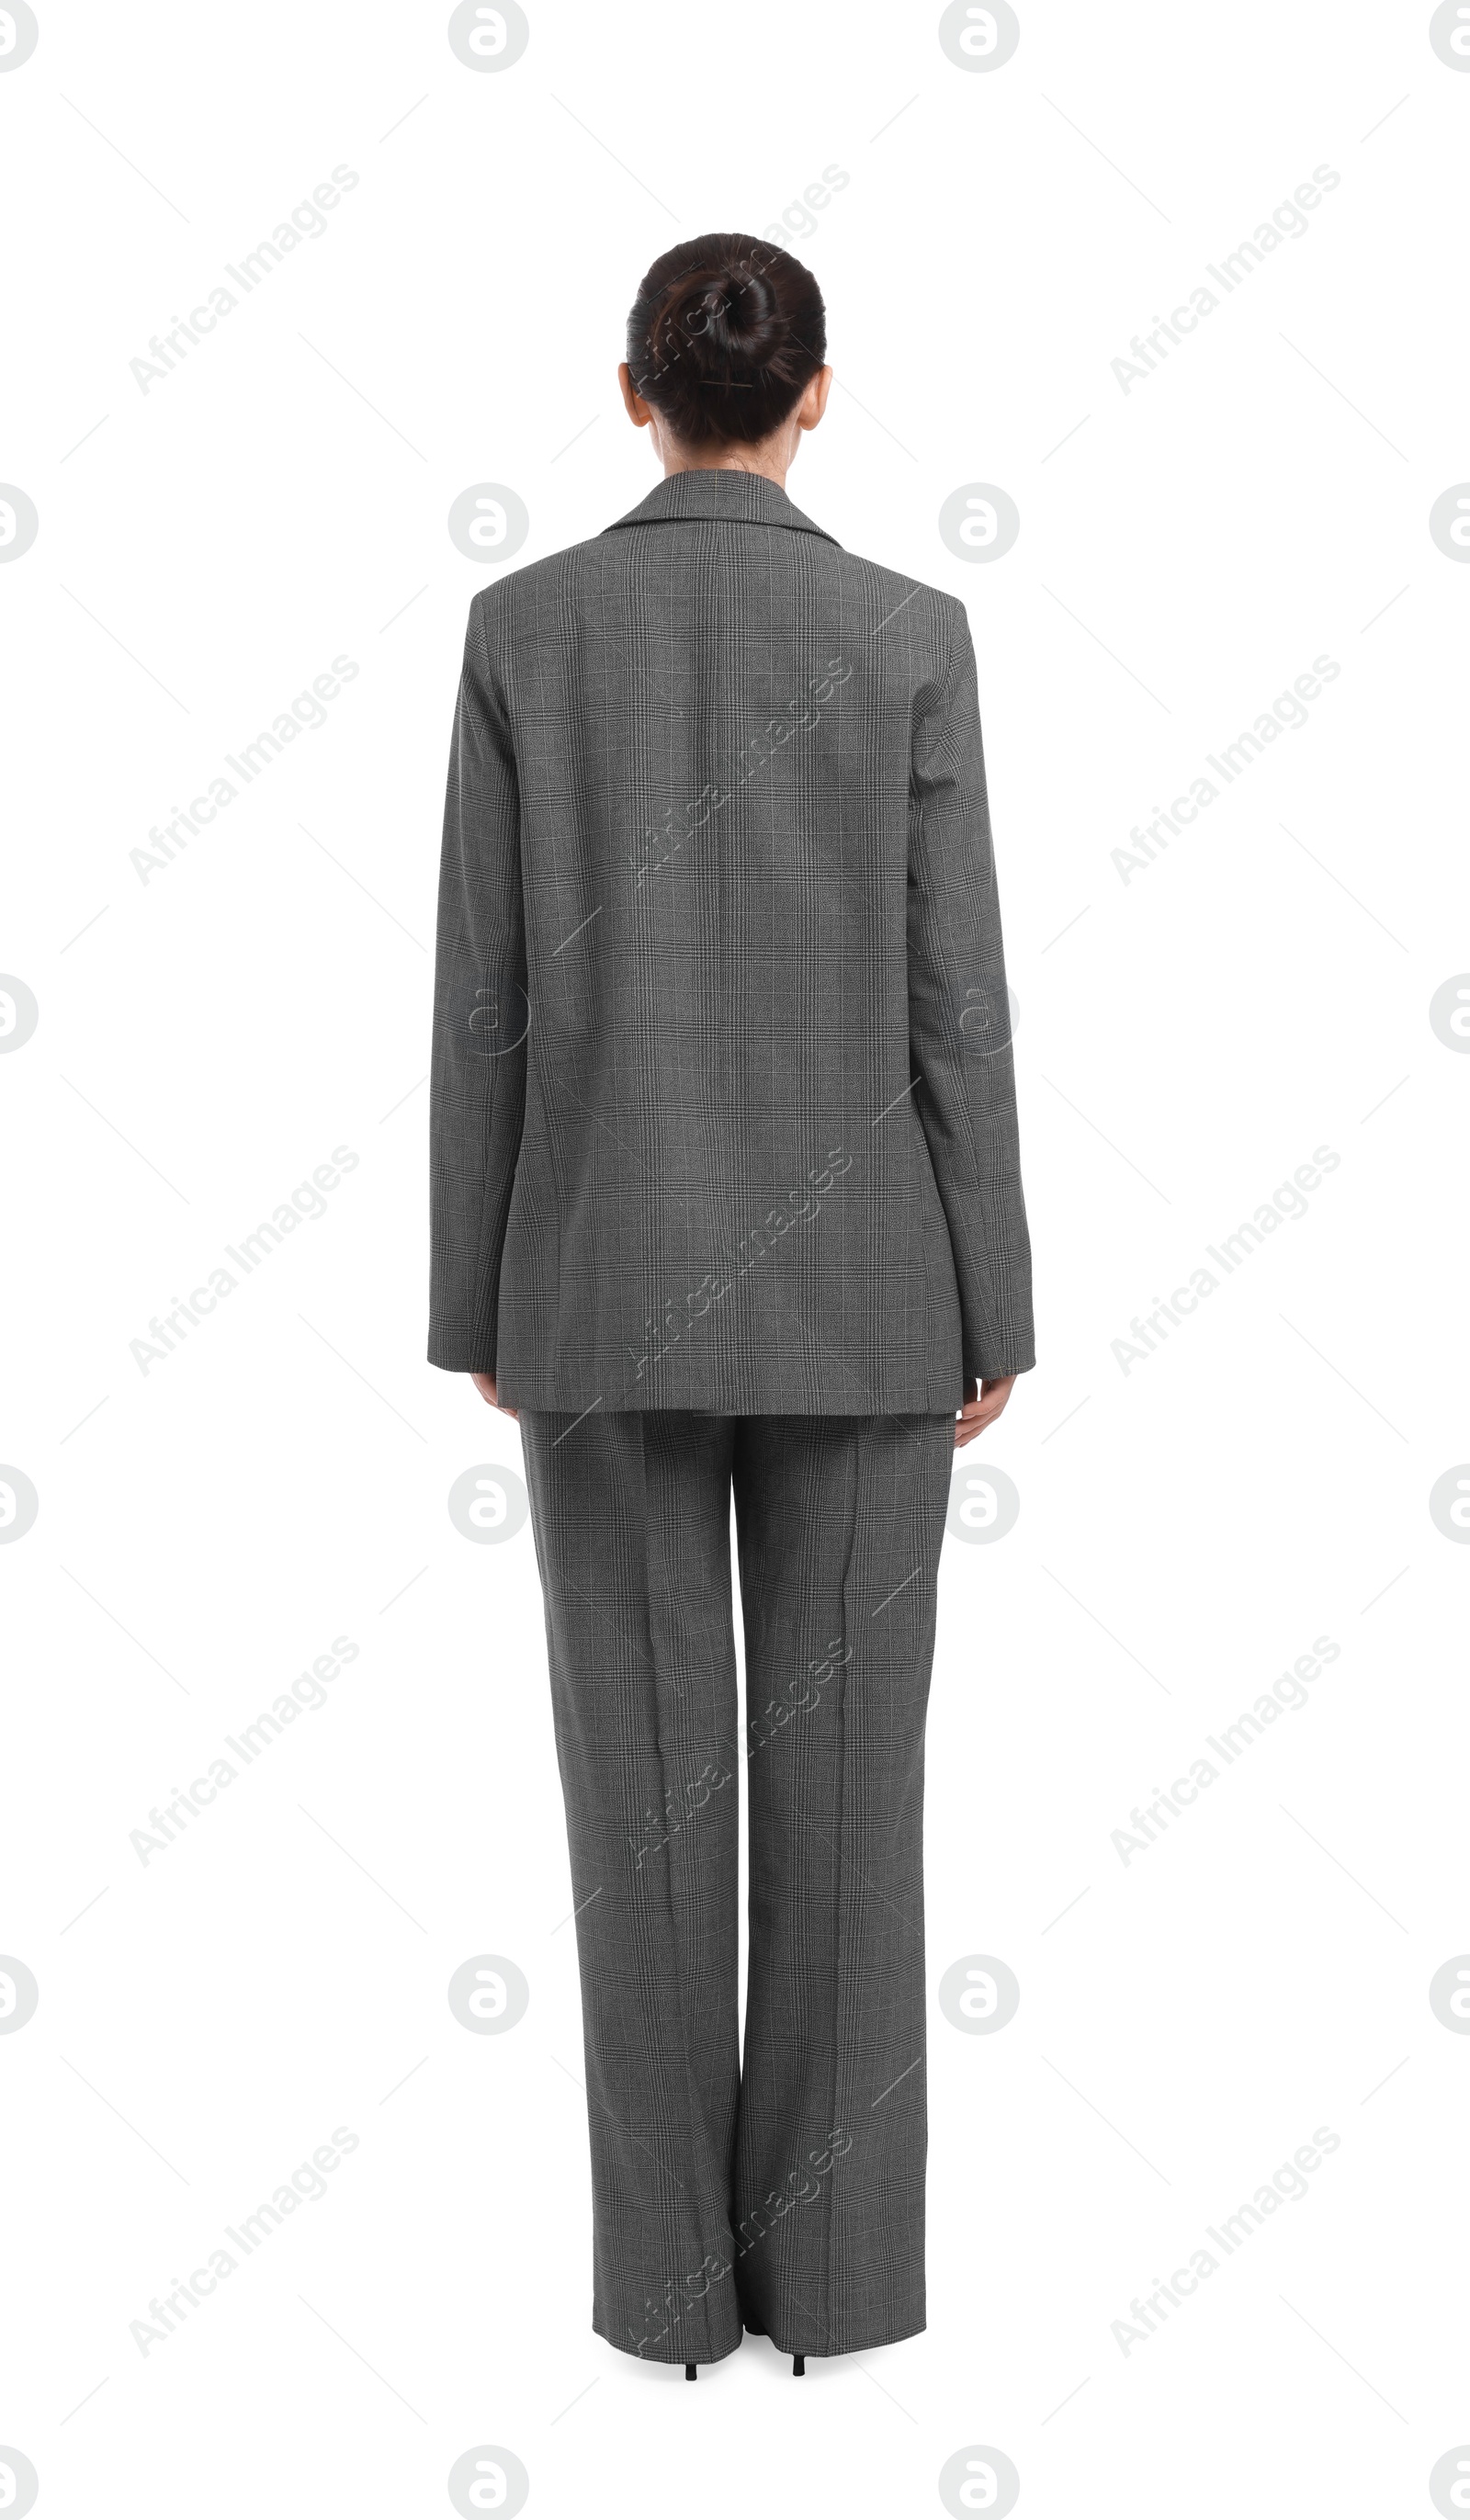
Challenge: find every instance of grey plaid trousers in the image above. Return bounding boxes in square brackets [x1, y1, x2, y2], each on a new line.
[521, 1403, 953, 2365]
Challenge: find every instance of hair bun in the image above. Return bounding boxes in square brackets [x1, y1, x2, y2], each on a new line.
[628, 232, 825, 450]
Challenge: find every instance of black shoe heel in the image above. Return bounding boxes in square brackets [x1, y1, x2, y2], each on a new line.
[792, 2354, 805, 2377]
[684, 2362, 697, 2380]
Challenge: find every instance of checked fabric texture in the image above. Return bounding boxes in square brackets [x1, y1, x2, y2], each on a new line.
[428, 466, 1034, 1413]
[520, 1403, 954, 2365]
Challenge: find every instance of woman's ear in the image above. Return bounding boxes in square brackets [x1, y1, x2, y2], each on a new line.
[617, 362, 652, 428]
[797, 366, 834, 434]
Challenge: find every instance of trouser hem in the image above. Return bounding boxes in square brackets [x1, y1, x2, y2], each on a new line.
[593, 2316, 745, 2368]
[752, 2315, 927, 2358]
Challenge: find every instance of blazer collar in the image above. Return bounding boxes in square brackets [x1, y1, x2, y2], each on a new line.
[605, 467, 841, 547]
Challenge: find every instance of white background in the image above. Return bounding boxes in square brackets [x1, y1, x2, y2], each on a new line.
[3, 1, 1469, 2513]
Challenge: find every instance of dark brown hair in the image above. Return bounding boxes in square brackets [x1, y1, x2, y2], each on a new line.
[626, 232, 826, 450]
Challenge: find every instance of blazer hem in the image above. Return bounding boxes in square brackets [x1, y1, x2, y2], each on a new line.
[501, 1384, 964, 1418]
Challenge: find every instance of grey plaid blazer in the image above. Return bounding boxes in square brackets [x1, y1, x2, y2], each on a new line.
[428, 467, 1033, 1414]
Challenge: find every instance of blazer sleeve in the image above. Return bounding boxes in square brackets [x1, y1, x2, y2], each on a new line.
[427, 593, 527, 1374]
[907, 599, 1035, 1382]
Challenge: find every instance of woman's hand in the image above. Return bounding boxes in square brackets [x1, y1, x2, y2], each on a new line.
[470, 1371, 518, 1420]
[955, 1375, 1015, 1450]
